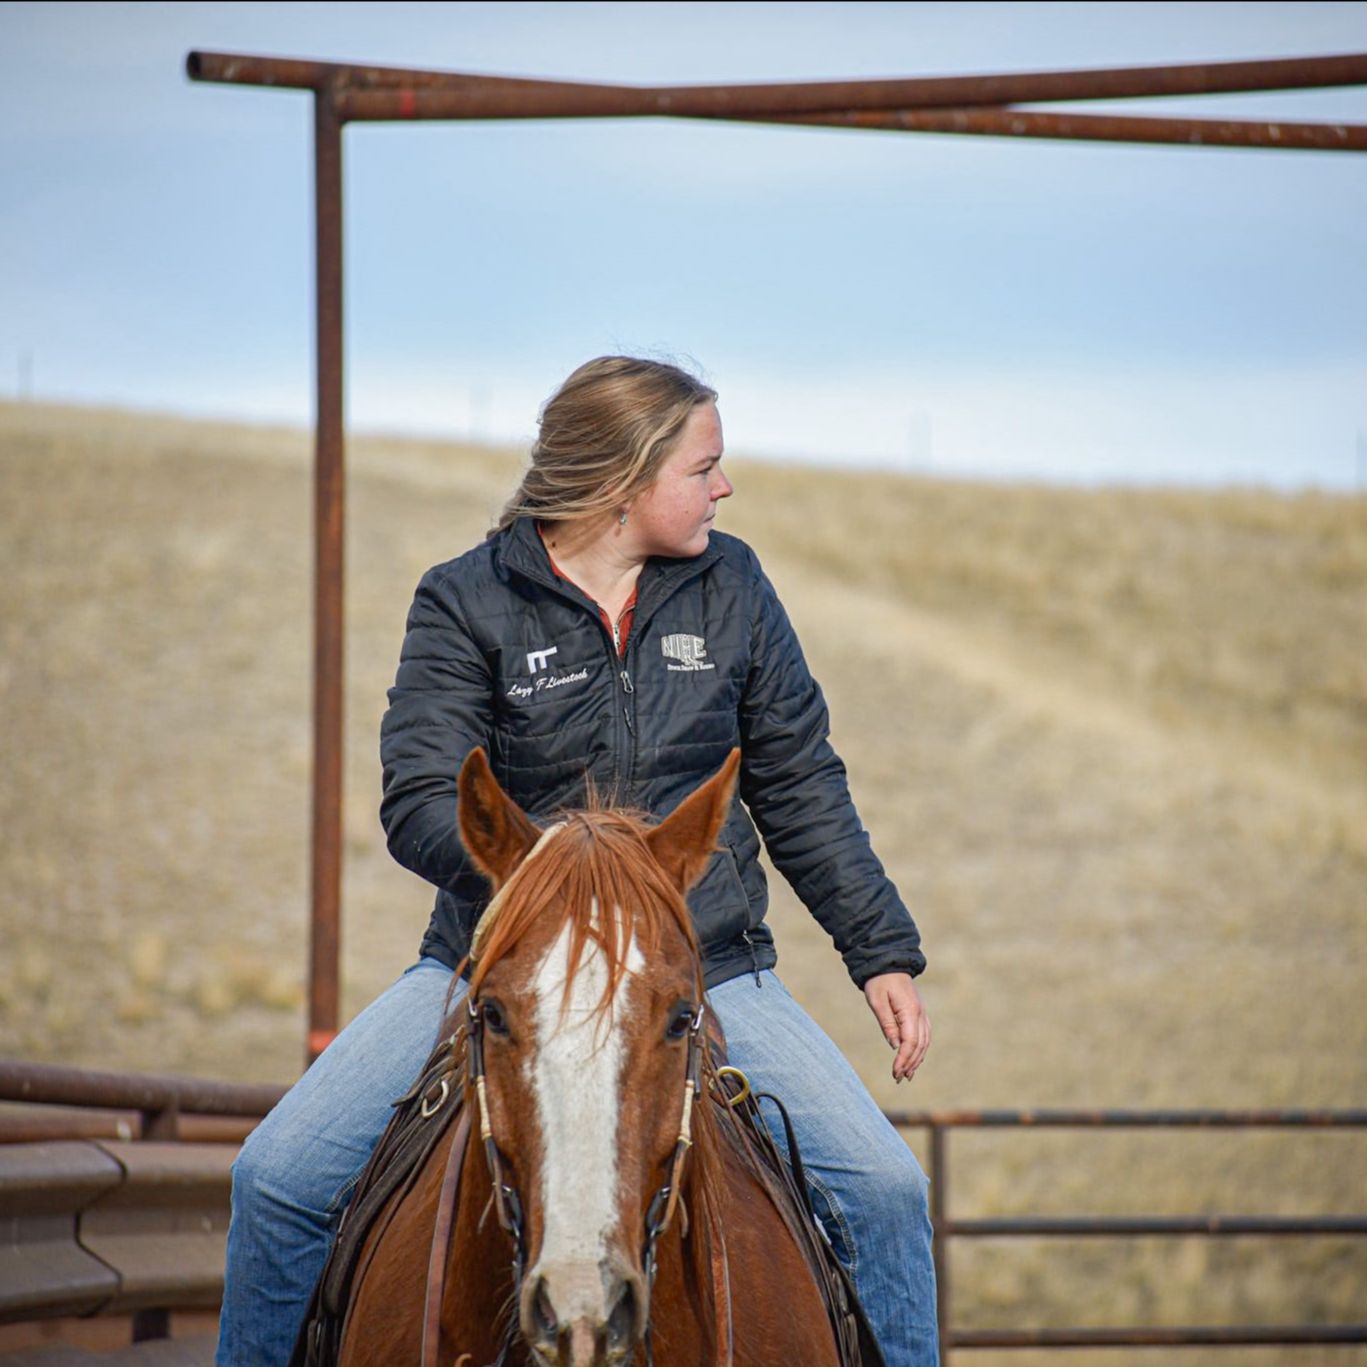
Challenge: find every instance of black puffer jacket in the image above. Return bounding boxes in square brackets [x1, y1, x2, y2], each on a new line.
[379, 516, 925, 990]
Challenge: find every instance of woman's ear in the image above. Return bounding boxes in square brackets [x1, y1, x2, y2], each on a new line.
[645, 749, 741, 893]
[457, 747, 542, 889]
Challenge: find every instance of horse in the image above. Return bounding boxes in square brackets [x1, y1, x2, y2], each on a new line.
[314, 747, 863, 1367]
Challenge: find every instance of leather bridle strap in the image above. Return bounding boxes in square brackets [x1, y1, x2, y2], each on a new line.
[420, 1100, 473, 1367]
[643, 1004, 706, 1279]
[466, 998, 527, 1272]
[643, 1004, 721, 1366]
[464, 997, 527, 1367]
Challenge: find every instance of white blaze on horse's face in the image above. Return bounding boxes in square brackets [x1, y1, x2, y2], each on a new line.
[528, 901, 644, 1341]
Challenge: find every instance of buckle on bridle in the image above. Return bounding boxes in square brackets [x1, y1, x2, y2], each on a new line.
[713, 1065, 752, 1107]
[420, 1076, 450, 1118]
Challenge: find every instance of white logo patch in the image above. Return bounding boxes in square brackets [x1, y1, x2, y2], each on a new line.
[661, 633, 715, 672]
[526, 645, 559, 674]
[506, 666, 589, 702]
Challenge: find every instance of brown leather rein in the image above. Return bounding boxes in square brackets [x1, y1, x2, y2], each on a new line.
[419, 994, 715, 1367]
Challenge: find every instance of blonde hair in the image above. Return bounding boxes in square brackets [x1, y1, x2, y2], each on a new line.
[492, 356, 717, 535]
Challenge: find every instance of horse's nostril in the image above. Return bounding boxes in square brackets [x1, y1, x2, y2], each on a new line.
[606, 1278, 639, 1350]
[531, 1276, 558, 1342]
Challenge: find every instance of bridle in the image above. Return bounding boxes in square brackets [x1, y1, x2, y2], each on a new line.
[640, 999, 707, 1287]
[465, 994, 528, 1290]
[461, 990, 712, 1366]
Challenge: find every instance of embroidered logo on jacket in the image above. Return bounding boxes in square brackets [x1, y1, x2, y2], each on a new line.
[506, 667, 589, 701]
[661, 633, 715, 672]
[509, 644, 586, 700]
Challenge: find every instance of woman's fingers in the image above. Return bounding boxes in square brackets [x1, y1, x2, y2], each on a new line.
[893, 998, 927, 1082]
[903, 1007, 932, 1080]
[863, 972, 932, 1083]
[892, 1000, 918, 1081]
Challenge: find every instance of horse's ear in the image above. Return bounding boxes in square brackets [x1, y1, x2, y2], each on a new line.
[457, 747, 542, 889]
[646, 749, 741, 894]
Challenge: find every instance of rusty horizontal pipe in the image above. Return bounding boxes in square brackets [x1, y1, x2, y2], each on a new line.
[762, 106, 1367, 152]
[952, 1325, 1367, 1347]
[186, 51, 342, 90]
[0, 1111, 259, 1144]
[185, 49, 1367, 122]
[186, 50, 610, 98]
[887, 1108, 1367, 1127]
[0, 1060, 286, 1120]
[947, 1215, 1367, 1237]
[6, 1073, 1362, 1131]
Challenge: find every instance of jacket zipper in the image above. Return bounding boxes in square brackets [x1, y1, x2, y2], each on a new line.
[613, 618, 635, 736]
[607, 610, 635, 794]
[740, 930, 762, 987]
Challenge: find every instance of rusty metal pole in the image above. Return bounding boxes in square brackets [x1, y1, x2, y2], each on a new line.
[930, 1123, 951, 1364]
[752, 106, 1367, 152]
[308, 84, 344, 1067]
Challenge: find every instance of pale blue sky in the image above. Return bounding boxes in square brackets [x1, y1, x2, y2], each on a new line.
[3, 1, 1366, 486]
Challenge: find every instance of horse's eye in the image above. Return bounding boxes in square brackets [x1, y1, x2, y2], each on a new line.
[483, 1000, 509, 1036]
[665, 1005, 696, 1041]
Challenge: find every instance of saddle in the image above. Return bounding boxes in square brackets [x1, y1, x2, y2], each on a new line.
[291, 1011, 886, 1367]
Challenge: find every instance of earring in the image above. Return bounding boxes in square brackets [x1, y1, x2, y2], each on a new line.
[618, 511, 628, 526]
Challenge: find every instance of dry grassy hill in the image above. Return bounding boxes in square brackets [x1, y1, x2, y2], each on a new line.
[2, 401, 1364, 1361]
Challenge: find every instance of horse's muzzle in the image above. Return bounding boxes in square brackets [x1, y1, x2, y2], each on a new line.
[522, 1258, 645, 1366]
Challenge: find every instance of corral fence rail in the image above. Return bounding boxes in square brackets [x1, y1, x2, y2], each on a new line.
[886, 1107, 1367, 1360]
[0, 1059, 285, 1348]
[2, 1059, 1365, 1356]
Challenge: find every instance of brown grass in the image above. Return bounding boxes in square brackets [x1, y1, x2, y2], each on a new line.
[2, 400, 1364, 1358]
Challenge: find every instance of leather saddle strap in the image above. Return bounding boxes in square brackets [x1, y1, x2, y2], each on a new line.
[753, 1091, 813, 1222]
[421, 1101, 474, 1367]
[733, 1088, 882, 1367]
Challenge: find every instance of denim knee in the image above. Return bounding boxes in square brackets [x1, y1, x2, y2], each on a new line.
[230, 1109, 334, 1224]
[881, 1145, 931, 1218]
[231, 1123, 262, 1195]
[230, 1120, 287, 1215]
[843, 1139, 931, 1242]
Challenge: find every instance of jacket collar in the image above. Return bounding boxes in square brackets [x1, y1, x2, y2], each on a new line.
[496, 517, 724, 626]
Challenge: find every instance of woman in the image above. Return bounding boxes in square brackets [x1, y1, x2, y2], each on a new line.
[217, 356, 938, 1366]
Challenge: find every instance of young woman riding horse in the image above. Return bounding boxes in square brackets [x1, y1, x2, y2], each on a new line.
[216, 356, 938, 1365]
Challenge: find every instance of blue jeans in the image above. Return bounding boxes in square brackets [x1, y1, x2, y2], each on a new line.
[217, 963, 938, 1366]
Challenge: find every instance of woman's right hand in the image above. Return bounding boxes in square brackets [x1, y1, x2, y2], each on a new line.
[862, 972, 931, 1084]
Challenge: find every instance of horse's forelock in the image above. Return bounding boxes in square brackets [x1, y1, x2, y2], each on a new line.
[468, 809, 701, 1016]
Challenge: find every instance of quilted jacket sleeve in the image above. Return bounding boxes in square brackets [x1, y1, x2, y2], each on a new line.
[379, 564, 494, 891]
[737, 556, 926, 988]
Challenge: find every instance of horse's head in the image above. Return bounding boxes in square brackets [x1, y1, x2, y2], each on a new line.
[457, 748, 740, 1367]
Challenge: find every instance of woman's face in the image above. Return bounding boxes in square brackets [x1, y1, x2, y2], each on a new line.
[628, 402, 733, 559]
